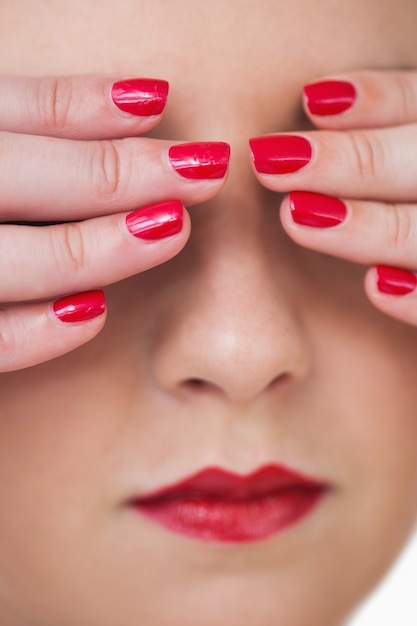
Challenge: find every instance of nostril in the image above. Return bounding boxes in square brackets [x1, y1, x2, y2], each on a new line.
[267, 372, 292, 392]
[187, 378, 205, 388]
[181, 373, 292, 399]
[182, 378, 222, 394]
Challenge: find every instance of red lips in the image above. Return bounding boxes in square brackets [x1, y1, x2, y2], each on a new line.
[130, 465, 327, 543]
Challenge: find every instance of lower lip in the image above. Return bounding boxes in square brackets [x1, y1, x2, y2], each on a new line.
[131, 486, 325, 543]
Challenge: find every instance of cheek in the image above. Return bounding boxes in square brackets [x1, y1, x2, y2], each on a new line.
[317, 316, 417, 572]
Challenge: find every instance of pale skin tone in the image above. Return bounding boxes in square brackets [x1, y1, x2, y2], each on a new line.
[1, 1, 417, 625]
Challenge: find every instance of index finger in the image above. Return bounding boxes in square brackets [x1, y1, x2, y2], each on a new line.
[303, 70, 417, 129]
[0, 74, 169, 139]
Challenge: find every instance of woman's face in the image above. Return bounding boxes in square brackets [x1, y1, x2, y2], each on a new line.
[1, 1, 417, 625]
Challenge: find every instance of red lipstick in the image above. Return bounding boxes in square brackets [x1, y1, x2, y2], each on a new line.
[130, 464, 327, 543]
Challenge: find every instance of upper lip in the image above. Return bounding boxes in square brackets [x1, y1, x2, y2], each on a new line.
[131, 464, 328, 503]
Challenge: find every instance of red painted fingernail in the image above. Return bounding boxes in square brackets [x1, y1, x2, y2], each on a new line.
[168, 142, 230, 179]
[376, 265, 417, 296]
[53, 290, 106, 323]
[249, 135, 312, 175]
[290, 191, 347, 228]
[111, 78, 169, 116]
[126, 200, 183, 240]
[304, 80, 356, 116]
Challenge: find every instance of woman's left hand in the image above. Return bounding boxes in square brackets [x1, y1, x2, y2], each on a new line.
[249, 70, 417, 327]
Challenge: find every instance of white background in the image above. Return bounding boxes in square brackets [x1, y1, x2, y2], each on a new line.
[348, 529, 417, 625]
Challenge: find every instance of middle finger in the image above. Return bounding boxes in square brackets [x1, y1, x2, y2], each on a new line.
[249, 125, 417, 203]
[0, 134, 230, 221]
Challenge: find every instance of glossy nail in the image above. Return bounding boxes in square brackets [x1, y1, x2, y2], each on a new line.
[168, 142, 230, 179]
[111, 78, 169, 116]
[53, 290, 106, 323]
[376, 265, 417, 296]
[126, 200, 183, 240]
[290, 191, 347, 228]
[304, 80, 356, 116]
[249, 135, 312, 175]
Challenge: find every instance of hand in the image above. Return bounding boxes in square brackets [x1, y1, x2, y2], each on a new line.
[249, 70, 417, 326]
[0, 75, 230, 371]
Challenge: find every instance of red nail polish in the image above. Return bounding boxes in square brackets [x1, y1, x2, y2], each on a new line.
[290, 191, 347, 228]
[249, 135, 312, 175]
[126, 200, 183, 240]
[304, 80, 356, 116]
[53, 290, 106, 323]
[111, 78, 169, 116]
[168, 142, 230, 179]
[376, 265, 417, 296]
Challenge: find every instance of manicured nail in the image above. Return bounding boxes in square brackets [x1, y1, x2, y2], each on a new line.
[376, 265, 417, 296]
[304, 80, 356, 116]
[168, 142, 230, 179]
[111, 78, 169, 116]
[53, 290, 106, 323]
[249, 135, 312, 175]
[290, 191, 347, 228]
[126, 200, 183, 240]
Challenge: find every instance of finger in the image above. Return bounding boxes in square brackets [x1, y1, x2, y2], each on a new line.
[281, 191, 417, 268]
[0, 136, 230, 221]
[0, 75, 169, 139]
[249, 127, 417, 203]
[0, 291, 106, 372]
[303, 70, 417, 129]
[281, 191, 417, 328]
[0, 200, 190, 301]
[364, 266, 417, 327]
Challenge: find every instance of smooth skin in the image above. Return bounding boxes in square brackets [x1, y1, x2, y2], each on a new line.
[1, 1, 417, 625]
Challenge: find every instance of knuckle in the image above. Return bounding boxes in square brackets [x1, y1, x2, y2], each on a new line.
[35, 77, 75, 131]
[392, 73, 417, 121]
[87, 139, 128, 203]
[52, 222, 89, 276]
[348, 130, 385, 181]
[386, 203, 416, 252]
[0, 308, 23, 365]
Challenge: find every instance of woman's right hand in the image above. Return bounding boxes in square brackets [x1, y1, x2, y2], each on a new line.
[0, 75, 230, 372]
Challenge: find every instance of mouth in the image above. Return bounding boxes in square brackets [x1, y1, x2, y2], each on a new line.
[129, 464, 328, 543]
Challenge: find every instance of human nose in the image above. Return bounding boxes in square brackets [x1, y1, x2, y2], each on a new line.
[148, 193, 311, 405]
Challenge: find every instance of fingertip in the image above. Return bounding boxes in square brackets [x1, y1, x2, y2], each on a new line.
[303, 79, 357, 119]
[52, 290, 107, 324]
[364, 266, 417, 326]
[167, 141, 231, 181]
[370, 265, 417, 297]
[110, 77, 169, 118]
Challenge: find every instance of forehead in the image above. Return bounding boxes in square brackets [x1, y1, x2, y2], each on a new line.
[0, 0, 415, 144]
[0, 0, 416, 86]
[128, 0, 417, 139]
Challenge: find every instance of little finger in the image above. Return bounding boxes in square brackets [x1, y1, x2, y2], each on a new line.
[0, 290, 106, 372]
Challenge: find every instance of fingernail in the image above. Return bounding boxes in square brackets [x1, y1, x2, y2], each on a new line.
[376, 265, 417, 296]
[53, 290, 106, 323]
[249, 135, 312, 175]
[168, 142, 230, 179]
[290, 191, 347, 228]
[126, 200, 183, 240]
[304, 80, 356, 116]
[111, 78, 169, 116]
